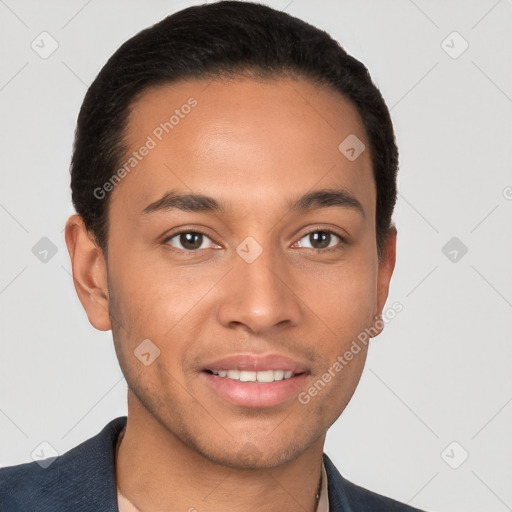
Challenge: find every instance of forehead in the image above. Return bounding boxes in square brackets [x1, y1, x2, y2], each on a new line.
[111, 76, 375, 219]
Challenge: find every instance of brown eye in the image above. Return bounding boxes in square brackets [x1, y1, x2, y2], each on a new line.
[165, 231, 211, 251]
[296, 230, 344, 252]
[308, 231, 331, 249]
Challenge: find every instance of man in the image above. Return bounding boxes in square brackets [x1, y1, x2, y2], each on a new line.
[0, 2, 428, 511]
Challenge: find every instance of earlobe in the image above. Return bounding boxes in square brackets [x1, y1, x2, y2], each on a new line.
[64, 214, 112, 331]
[370, 226, 397, 338]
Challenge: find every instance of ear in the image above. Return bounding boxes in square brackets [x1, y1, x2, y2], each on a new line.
[370, 225, 397, 337]
[64, 214, 112, 331]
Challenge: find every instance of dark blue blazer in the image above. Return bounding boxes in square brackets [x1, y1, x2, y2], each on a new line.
[0, 416, 428, 511]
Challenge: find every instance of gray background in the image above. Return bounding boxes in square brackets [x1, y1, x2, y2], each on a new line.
[1, 1, 511, 511]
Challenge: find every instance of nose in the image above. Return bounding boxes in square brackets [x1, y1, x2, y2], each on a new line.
[216, 240, 303, 335]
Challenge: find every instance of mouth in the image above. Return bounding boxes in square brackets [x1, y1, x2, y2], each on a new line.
[201, 368, 309, 408]
[203, 368, 305, 382]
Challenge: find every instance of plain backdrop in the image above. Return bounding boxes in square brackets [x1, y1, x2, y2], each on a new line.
[0, 1, 511, 511]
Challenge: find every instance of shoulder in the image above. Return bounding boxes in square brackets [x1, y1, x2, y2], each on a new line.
[0, 416, 127, 512]
[323, 453, 430, 512]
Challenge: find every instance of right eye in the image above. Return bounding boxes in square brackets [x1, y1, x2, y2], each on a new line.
[162, 230, 219, 252]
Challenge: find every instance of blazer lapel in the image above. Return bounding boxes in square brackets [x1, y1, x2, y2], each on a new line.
[323, 453, 355, 512]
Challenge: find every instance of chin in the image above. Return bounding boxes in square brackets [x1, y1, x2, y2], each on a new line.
[195, 435, 311, 470]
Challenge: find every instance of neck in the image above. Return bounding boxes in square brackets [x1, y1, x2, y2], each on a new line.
[115, 395, 325, 512]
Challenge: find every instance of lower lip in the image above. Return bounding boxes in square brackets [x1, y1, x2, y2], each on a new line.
[201, 371, 308, 408]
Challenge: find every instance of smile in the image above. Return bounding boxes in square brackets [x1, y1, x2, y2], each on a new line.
[201, 370, 308, 408]
[205, 369, 298, 382]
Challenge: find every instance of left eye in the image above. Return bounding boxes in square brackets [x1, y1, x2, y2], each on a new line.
[165, 231, 215, 251]
[295, 230, 343, 251]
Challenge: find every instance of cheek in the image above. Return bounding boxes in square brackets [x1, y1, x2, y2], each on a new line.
[300, 260, 377, 337]
[297, 336, 368, 432]
[106, 251, 219, 367]
[107, 247, 190, 328]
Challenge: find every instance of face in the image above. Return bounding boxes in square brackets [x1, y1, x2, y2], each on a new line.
[69, 76, 395, 469]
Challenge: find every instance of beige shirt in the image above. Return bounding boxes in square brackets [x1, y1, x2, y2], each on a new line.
[115, 427, 329, 512]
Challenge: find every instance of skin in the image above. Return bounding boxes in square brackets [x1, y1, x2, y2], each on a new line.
[65, 76, 396, 512]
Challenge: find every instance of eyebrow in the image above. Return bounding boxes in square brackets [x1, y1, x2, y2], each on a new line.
[140, 187, 365, 218]
[288, 188, 365, 218]
[141, 190, 228, 215]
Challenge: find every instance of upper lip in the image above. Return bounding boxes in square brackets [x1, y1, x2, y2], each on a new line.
[203, 353, 310, 374]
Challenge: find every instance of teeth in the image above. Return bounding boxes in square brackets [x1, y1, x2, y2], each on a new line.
[210, 369, 296, 382]
[273, 370, 284, 381]
[240, 371, 256, 382]
[257, 370, 276, 382]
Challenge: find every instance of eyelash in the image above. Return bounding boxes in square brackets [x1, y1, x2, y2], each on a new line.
[292, 228, 346, 254]
[162, 227, 346, 255]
